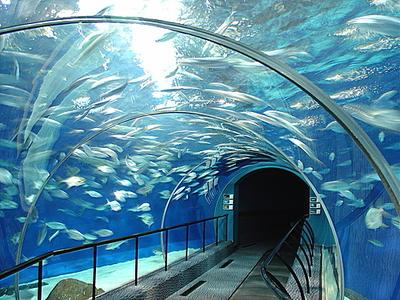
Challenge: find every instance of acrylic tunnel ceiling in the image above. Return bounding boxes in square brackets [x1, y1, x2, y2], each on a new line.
[0, 1, 399, 299]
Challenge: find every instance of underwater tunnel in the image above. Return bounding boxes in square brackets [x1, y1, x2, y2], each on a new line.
[0, 1, 399, 300]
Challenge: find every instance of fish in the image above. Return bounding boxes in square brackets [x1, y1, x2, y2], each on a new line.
[385, 142, 400, 150]
[93, 229, 113, 237]
[136, 185, 154, 196]
[72, 30, 114, 65]
[348, 199, 365, 208]
[116, 179, 132, 187]
[321, 121, 346, 134]
[114, 190, 137, 202]
[0, 167, 13, 185]
[329, 152, 335, 161]
[65, 229, 86, 241]
[202, 11, 236, 54]
[373, 90, 397, 107]
[49, 189, 69, 199]
[106, 199, 121, 212]
[37, 223, 47, 246]
[61, 176, 86, 188]
[159, 190, 171, 199]
[83, 233, 98, 241]
[204, 89, 266, 106]
[321, 180, 351, 192]
[16, 217, 27, 223]
[138, 213, 154, 228]
[365, 207, 388, 229]
[339, 190, 357, 201]
[11, 232, 20, 245]
[90, 75, 124, 90]
[288, 138, 323, 165]
[343, 104, 400, 133]
[105, 240, 127, 250]
[303, 167, 313, 174]
[48, 230, 60, 242]
[368, 239, 384, 247]
[264, 110, 312, 141]
[97, 165, 116, 174]
[311, 171, 323, 180]
[246, 111, 311, 140]
[84, 190, 103, 198]
[263, 47, 313, 61]
[297, 160, 304, 170]
[378, 131, 385, 143]
[155, 31, 178, 43]
[348, 15, 400, 37]
[392, 216, 400, 229]
[381, 203, 395, 211]
[71, 198, 94, 209]
[46, 222, 67, 230]
[0, 199, 18, 209]
[173, 192, 186, 201]
[336, 200, 344, 207]
[128, 203, 151, 212]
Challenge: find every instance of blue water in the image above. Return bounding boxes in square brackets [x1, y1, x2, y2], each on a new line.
[0, 1, 399, 299]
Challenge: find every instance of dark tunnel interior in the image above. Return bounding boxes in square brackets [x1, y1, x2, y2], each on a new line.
[234, 168, 309, 245]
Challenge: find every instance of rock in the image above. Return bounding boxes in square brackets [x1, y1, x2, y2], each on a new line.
[46, 278, 104, 300]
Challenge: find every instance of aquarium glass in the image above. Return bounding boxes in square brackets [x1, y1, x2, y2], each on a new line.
[0, 1, 399, 300]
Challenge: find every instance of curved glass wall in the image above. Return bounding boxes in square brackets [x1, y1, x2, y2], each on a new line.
[0, 2, 399, 300]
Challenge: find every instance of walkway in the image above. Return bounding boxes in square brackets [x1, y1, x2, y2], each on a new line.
[167, 242, 274, 300]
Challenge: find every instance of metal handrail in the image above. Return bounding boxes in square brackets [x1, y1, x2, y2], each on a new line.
[261, 268, 292, 299]
[0, 214, 228, 299]
[260, 215, 315, 300]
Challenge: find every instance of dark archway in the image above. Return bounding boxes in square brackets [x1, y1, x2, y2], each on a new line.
[234, 168, 309, 245]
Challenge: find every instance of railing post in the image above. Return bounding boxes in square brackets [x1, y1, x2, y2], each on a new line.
[302, 231, 314, 259]
[135, 237, 139, 286]
[299, 243, 312, 277]
[215, 217, 219, 246]
[92, 245, 97, 300]
[300, 235, 313, 266]
[185, 225, 189, 261]
[202, 220, 206, 252]
[303, 220, 315, 243]
[165, 230, 168, 271]
[283, 241, 310, 293]
[37, 260, 43, 300]
[276, 253, 306, 300]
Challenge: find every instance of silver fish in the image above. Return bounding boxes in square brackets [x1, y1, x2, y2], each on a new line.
[365, 207, 388, 229]
[348, 15, 400, 37]
[105, 240, 127, 250]
[288, 138, 323, 165]
[85, 190, 103, 198]
[138, 213, 154, 228]
[65, 229, 86, 241]
[93, 229, 113, 237]
[46, 222, 67, 230]
[128, 203, 151, 212]
[0, 167, 13, 185]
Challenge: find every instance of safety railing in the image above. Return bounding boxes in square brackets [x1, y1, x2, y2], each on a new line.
[260, 216, 315, 300]
[0, 214, 228, 300]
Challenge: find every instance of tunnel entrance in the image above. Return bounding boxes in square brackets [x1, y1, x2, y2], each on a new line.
[234, 168, 309, 245]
